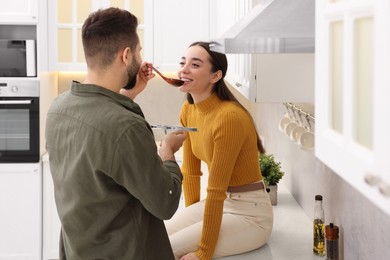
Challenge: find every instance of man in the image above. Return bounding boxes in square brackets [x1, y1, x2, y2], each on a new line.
[45, 7, 186, 260]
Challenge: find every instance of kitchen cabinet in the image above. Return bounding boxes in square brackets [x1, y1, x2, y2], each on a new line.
[48, 0, 145, 71]
[0, 0, 38, 24]
[146, 0, 210, 71]
[210, 1, 315, 103]
[255, 53, 314, 103]
[209, 0, 258, 101]
[315, 0, 390, 215]
[0, 163, 42, 260]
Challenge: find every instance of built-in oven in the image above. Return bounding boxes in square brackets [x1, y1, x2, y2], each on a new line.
[0, 79, 39, 163]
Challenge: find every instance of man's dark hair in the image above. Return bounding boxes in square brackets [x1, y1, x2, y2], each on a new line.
[82, 7, 139, 69]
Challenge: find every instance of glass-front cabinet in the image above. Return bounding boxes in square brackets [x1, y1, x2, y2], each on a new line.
[315, 0, 390, 215]
[48, 0, 145, 71]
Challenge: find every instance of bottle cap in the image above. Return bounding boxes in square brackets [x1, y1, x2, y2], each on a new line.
[315, 195, 323, 201]
[325, 223, 339, 239]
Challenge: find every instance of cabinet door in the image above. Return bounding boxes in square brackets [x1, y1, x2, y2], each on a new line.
[150, 0, 209, 71]
[315, 0, 390, 215]
[255, 53, 314, 103]
[48, 0, 145, 71]
[0, 164, 41, 260]
[0, 0, 38, 24]
[373, 0, 390, 202]
[210, 0, 258, 101]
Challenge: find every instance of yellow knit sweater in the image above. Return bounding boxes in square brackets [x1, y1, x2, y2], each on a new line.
[180, 94, 262, 260]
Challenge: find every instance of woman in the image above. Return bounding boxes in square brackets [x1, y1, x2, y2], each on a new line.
[165, 42, 273, 260]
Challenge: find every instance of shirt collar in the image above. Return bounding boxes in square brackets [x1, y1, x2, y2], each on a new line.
[70, 81, 145, 118]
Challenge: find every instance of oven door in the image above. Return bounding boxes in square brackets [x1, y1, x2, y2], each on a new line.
[0, 97, 39, 163]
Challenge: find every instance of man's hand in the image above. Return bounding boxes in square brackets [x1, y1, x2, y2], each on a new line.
[120, 61, 155, 99]
[159, 131, 187, 161]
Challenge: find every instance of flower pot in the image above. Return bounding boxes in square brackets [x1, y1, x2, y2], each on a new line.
[266, 185, 278, 205]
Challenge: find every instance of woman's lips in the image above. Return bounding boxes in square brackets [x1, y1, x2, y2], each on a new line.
[180, 78, 192, 84]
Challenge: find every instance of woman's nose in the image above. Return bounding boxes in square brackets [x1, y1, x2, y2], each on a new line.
[179, 64, 189, 74]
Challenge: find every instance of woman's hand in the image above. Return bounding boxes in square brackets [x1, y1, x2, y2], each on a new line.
[180, 252, 200, 260]
[120, 61, 155, 99]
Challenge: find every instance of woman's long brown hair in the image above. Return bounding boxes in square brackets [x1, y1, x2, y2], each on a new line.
[186, 42, 265, 154]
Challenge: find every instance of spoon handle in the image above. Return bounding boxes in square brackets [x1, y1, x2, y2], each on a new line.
[151, 66, 165, 78]
[151, 125, 198, 132]
[151, 66, 184, 87]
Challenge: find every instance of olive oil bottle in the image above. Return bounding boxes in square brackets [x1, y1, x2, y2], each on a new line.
[313, 195, 325, 256]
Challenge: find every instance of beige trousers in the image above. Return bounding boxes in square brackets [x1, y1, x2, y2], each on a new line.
[165, 186, 273, 259]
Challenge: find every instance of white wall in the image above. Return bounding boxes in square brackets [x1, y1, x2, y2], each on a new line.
[252, 102, 390, 260]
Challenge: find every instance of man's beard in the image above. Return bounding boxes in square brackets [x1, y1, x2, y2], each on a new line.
[123, 57, 141, 90]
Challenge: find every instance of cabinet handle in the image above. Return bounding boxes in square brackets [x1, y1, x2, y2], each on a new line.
[379, 183, 390, 197]
[235, 82, 242, 88]
[364, 173, 390, 198]
[364, 173, 382, 186]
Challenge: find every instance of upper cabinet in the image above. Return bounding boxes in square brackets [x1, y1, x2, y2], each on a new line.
[209, 0, 314, 103]
[145, 0, 209, 71]
[210, 0, 258, 101]
[48, 0, 145, 71]
[315, 0, 390, 215]
[255, 53, 314, 103]
[0, 0, 38, 24]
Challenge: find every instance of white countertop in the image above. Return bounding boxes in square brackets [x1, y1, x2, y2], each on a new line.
[219, 182, 324, 260]
[169, 144, 324, 259]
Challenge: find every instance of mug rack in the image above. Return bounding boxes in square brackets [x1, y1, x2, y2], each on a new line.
[280, 102, 316, 150]
[283, 102, 315, 124]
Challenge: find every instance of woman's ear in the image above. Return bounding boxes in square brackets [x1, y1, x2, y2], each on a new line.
[211, 70, 223, 83]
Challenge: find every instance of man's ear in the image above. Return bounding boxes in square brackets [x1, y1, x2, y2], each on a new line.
[211, 70, 223, 83]
[121, 47, 132, 66]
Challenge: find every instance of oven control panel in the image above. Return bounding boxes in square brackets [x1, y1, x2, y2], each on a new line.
[0, 79, 39, 97]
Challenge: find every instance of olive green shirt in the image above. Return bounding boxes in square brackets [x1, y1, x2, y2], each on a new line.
[45, 81, 182, 260]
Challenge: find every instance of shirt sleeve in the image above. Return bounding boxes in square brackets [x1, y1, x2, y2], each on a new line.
[111, 122, 183, 220]
[180, 103, 202, 206]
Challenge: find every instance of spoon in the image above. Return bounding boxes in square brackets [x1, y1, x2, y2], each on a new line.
[151, 66, 184, 87]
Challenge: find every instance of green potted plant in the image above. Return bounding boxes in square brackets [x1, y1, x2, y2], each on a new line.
[259, 153, 285, 205]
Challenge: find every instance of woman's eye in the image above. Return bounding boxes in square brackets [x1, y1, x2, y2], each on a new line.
[192, 64, 199, 68]
[179, 61, 185, 66]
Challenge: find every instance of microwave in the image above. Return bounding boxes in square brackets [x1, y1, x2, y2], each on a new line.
[0, 40, 37, 77]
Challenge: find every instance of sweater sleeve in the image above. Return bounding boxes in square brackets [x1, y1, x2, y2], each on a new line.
[180, 103, 202, 206]
[196, 111, 247, 260]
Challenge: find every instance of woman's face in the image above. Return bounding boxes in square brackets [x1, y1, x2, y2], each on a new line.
[177, 45, 220, 97]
